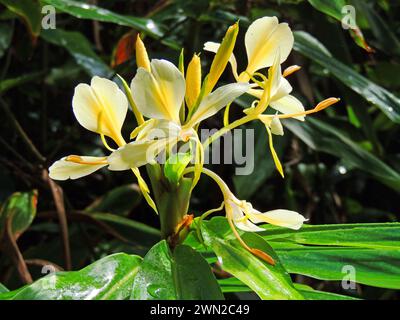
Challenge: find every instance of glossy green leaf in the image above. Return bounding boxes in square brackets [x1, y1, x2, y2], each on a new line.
[40, 28, 113, 78]
[293, 31, 400, 123]
[131, 240, 223, 300]
[164, 153, 192, 186]
[0, 283, 8, 294]
[273, 242, 400, 289]
[307, 0, 373, 52]
[293, 283, 359, 300]
[0, 0, 41, 37]
[42, 0, 163, 39]
[284, 118, 400, 192]
[131, 240, 177, 300]
[85, 184, 141, 216]
[218, 277, 358, 300]
[200, 217, 304, 300]
[0, 253, 142, 300]
[261, 222, 400, 249]
[0, 190, 38, 239]
[0, 22, 13, 58]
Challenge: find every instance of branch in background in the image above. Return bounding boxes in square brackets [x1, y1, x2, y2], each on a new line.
[89, 0, 104, 51]
[42, 169, 72, 271]
[4, 216, 33, 284]
[25, 259, 64, 272]
[0, 97, 46, 163]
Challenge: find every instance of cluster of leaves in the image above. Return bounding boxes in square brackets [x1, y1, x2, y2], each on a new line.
[0, 0, 399, 299]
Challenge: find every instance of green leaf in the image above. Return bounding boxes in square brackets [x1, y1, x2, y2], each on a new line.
[41, 0, 172, 44]
[131, 240, 223, 300]
[293, 283, 359, 300]
[164, 153, 192, 186]
[218, 277, 358, 300]
[131, 240, 176, 300]
[85, 184, 141, 216]
[307, 0, 373, 52]
[173, 244, 224, 300]
[0, 72, 43, 94]
[0, 253, 142, 300]
[0, 283, 8, 294]
[0, 22, 13, 58]
[90, 212, 160, 247]
[0, 0, 41, 37]
[199, 217, 304, 300]
[284, 117, 400, 192]
[0, 190, 38, 239]
[293, 31, 400, 123]
[261, 222, 400, 249]
[273, 243, 400, 289]
[40, 28, 113, 78]
[260, 223, 400, 289]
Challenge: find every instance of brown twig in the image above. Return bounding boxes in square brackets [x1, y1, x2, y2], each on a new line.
[42, 169, 72, 271]
[25, 259, 64, 272]
[4, 216, 33, 284]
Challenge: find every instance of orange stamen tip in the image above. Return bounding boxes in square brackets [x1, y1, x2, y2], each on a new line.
[315, 97, 340, 111]
[250, 248, 275, 266]
[283, 65, 301, 77]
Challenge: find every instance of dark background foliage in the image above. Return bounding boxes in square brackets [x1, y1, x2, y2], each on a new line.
[0, 0, 399, 299]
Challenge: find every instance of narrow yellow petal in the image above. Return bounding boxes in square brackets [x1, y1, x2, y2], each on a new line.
[265, 125, 284, 178]
[135, 35, 151, 72]
[185, 54, 202, 110]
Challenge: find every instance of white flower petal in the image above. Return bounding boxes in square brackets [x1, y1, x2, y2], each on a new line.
[49, 156, 107, 181]
[204, 41, 239, 80]
[72, 76, 128, 144]
[249, 209, 307, 230]
[131, 59, 185, 123]
[270, 95, 305, 120]
[136, 119, 181, 141]
[245, 16, 294, 74]
[189, 83, 250, 125]
[228, 200, 265, 232]
[107, 138, 173, 171]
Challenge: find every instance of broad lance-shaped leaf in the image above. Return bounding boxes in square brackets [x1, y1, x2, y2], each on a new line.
[0, 190, 38, 240]
[41, 0, 178, 49]
[0, 0, 41, 37]
[218, 277, 358, 300]
[307, 0, 373, 52]
[40, 29, 113, 78]
[0, 253, 142, 300]
[131, 240, 223, 300]
[284, 117, 400, 192]
[0, 283, 8, 294]
[186, 219, 400, 290]
[272, 242, 400, 289]
[198, 217, 304, 300]
[293, 31, 400, 123]
[260, 222, 400, 249]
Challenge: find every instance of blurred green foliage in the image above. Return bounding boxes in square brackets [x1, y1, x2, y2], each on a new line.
[0, 0, 399, 300]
